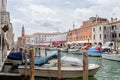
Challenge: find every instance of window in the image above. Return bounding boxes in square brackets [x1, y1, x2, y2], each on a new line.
[100, 34, 101, 39]
[93, 28, 95, 32]
[99, 26, 101, 31]
[104, 26, 106, 30]
[112, 33, 117, 38]
[93, 35, 95, 40]
[104, 34, 106, 39]
[112, 25, 116, 30]
[89, 35, 91, 38]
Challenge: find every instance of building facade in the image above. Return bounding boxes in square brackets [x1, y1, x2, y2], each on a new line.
[92, 24, 110, 45]
[0, 0, 14, 48]
[0, 0, 14, 70]
[32, 32, 57, 45]
[108, 21, 120, 46]
[45, 32, 67, 47]
[67, 28, 78, 43]
[23, 32, 57, 46]
[67, 17, 109, 44]
[92, 20, 120, 45]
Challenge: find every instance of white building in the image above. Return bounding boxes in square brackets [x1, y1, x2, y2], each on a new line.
[92, 24, 109, 45]
[0, 0, 14, 47]
[92, 20, 120, 45]
[0, 0, 14, 71]
[45, 33, 67, 42]
[24, 32, 67, 47]
[25, 32, 57, 45]
[45, 32, 67, 47]
[25, 35, 32, 45]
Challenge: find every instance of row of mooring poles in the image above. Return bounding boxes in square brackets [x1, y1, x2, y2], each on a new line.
[34, 47, 48, 57]
[27, 47, 88, 80]
[34, 47, 41, 57]
[57, 49, 88, 80]
[24, 47, 48, 80]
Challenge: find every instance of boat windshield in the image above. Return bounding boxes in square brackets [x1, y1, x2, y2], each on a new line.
[103, 42, 113, 47]
[92, 45, 97, 48]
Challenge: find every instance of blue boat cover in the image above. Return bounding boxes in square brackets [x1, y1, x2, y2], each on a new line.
[87, 48, 102, 53]
[7, 52, 22, 60]
[27, 53, 64, 66]
[8, 52, 64, 66]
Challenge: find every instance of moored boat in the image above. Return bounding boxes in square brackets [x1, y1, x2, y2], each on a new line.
[87, 45, 102, 57]
[18, 54, 100, 78]
[87, 49, 102, 57]
[102, 52, 120, 61]
[18, 63, 100, 78]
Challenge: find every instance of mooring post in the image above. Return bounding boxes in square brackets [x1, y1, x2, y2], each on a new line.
[57, 49, 61, 80]
[29, 48, 34, 80]
[24, 47, 28, 78]
[82, 51, 88, 80]
[38, 48, 41, 57]
[45, 47, 47, 56]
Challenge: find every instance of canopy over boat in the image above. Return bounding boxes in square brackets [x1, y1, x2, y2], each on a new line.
[61, 56, 83, 66]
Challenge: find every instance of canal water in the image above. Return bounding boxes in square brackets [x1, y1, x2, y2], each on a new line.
[35, 50, 120, 80]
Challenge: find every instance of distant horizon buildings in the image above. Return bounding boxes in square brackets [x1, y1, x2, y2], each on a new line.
[16, 16, 120, 46]
[17, 25, 25, 45]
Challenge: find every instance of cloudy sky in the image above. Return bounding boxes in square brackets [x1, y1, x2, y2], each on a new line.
[7, 0, 120, 41]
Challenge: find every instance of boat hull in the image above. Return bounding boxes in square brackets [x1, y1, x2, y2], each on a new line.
[102, 54, 120, 61]
[88, 53, 102, 57]
[18, 64, 100, 78]
[87, 48, 102, 57]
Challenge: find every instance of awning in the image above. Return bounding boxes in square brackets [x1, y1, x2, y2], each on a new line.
[67, 40, 92, 44]
[36, 43, 51, 46]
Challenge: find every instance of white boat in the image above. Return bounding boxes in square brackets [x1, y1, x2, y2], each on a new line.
[18, 55, 100, 78]
[102, 53, 120, 61]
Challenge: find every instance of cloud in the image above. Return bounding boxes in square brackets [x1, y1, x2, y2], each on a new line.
[7, 0, 120, 41]
[64, 1, 72, 5]
[14, 4, 63, 31]
[11, 18, 25, 26]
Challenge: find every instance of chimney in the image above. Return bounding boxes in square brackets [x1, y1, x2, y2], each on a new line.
[96, 15, 98, 23]
[114, 18, 117, 21]
[111, 17, 113, 22]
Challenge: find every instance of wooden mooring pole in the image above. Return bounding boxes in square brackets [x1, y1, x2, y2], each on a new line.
[57, 49, 62, 80]
[29, 48, 34, 80]
[82, 51, 88, 80]
[45, 47, 47, 56]
[38, 48, 41, 57]
[24, 48, 28, 78]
